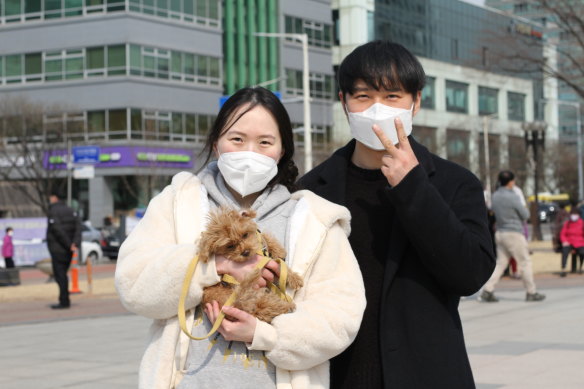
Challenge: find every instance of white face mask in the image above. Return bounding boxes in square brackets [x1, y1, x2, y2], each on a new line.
[217, 151, 278, 197]
[7, 231, 13, 236]
[347, 103, 414, 150]
[570, 214, 580, 222]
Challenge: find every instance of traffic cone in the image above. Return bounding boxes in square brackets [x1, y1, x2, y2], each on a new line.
[69, 249, 82, 294]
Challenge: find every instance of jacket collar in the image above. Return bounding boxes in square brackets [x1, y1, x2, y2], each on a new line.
[315, 136, 435, 206]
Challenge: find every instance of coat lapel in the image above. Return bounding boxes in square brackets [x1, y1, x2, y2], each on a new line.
[312, 140, 355, 206]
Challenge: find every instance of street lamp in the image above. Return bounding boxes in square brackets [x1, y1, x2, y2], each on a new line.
[482, 113, 498, 208]
[254, 32, 312, 172]
[523, 121, 547, 241]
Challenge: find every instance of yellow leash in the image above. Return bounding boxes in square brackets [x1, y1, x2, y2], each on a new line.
[178, 230, 293, 340]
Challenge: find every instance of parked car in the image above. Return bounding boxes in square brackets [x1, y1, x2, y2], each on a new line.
[100, 226, 122, 260]
[81, 241, 103, 264]
[82, 222, 103, 244]
[538, 202, 559, 223]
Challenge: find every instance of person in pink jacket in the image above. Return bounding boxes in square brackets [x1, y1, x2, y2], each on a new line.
[2, 227, 15, 268]
[559, 208, 584, 277]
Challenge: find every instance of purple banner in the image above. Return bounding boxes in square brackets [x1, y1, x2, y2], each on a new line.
[44, 146, 194, 169]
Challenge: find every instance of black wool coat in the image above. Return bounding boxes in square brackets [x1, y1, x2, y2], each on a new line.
[46, 201, 82, 259]
[298, 139, 495, 388]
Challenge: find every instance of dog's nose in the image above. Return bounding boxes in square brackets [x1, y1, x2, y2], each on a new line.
[241, 250, 250, 257]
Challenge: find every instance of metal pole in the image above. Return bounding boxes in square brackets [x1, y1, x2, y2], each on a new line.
[483, 115, 492, 207]
[67, 139, 72, 207]
[301, 34, 312, 172]
[253, 32, 312, 173]
[576, 103, 583, 201]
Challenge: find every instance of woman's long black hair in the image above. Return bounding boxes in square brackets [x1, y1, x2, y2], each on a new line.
[200, 87, 298, 192]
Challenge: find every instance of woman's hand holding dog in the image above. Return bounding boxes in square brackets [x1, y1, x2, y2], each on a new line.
[215, 254, 280, 288]
[204, 300, 257, 343]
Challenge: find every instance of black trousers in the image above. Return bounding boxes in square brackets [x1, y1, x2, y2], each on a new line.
[561, 245, 584, 269]
[4, 257, 14, 268]
[51, 252, 73, 306]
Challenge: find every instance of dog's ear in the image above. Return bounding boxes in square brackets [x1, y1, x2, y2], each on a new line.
[240, 209, 257, 219]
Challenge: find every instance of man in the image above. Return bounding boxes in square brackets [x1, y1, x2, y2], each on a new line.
[298, 41, 495, 388]
[481, 171, 545, 302]
[46, 190, 81, 309]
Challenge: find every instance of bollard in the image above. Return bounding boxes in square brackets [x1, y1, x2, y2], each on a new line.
[69, 249, 82, 294]
[86, 253, 93, 295]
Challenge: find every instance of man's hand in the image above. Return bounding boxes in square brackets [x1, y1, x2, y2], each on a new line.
[372, 117, 419, 187]
[215, 254, 279, 288]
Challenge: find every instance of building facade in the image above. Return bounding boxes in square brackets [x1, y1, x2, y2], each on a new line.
[0, 0, 334, 225]
[331, 0, 553, 191]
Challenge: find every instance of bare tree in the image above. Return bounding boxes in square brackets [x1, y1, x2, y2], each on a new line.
[542, 139, 579, 200]
[482, 0, 584, 101]
[0, 97, 66, 216]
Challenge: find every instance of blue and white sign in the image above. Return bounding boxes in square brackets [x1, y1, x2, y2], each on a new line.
[72, 145, 100, 164]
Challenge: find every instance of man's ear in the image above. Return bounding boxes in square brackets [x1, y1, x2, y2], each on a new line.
[339, 92, 348, 117]
[413, 91, 422, 117]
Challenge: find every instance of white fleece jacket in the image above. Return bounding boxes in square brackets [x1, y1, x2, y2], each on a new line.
[115, 172, 366, 389]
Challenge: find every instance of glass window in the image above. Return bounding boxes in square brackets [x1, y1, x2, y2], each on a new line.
[107, 0, 124, 11]
[65, 0, 83, 16]
[6, 0, 22, 16]
[24, 53, 42, 79]
[171, 112, 183, 135]
[196, 56, 208, 77]
[208, 0, 217, 19]
[479, 87, 498, 116]
[129, 45, 141, 75]
[87, 46, 105, 76]
[131, 109, 142, 139]
[184, 53, 194, 79]
[108, 109, 127, 138]
[508, 92, 525, 121]
[26, 0, 42, 13]
[157, 0, 168, 16]
[195, 0, 206, 17]
[44, 0, 62, 18]
[446, 129, 470, 169]
[65, 56, 83, 79]
[198, 114, 209, 136]
[421, 76, 435, 109]
[183, 0, 193, 16]
[45, 57, 62, 81]
[445, 80, 468, 113]
[107, 45, 126, 75]
[158, 56, 169, 79]
[209, 57, 219, 79]
[6, 55, 23, 78]
[87, 111, 105, 133]
[185, 114, 195, 137]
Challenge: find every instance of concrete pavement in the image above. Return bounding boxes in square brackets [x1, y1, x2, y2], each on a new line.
[1, 245, 583, 388]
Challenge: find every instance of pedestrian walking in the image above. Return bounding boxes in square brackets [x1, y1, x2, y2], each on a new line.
[480, 170, 545, 302]
[558, 207, 584, 276]
[298, 40, 495, 389]
[46, 190, 81, 309]
[2, 227, 15, 268]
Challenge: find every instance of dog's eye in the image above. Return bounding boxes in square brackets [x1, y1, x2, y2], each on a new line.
[242, 233, 249, 239]
[226, 244, 235, 249]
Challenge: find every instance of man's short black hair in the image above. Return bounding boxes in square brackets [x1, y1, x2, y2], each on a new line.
[498, 170, 515, 187]
[337, 40, 426, 100]
[50, 188, 65, 200]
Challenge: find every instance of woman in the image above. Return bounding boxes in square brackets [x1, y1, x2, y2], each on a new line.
[559, 207, 584, 277]
[115, 87, 365, 389]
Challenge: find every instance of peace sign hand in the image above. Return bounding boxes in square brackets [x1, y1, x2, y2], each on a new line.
[372, 117, 419, 187]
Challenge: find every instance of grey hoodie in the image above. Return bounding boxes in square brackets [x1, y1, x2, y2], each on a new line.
[178, 162, 298, 389]
[491, 186, 530, 233]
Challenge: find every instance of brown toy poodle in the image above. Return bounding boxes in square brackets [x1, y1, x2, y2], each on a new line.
[198, 207, 303, 323]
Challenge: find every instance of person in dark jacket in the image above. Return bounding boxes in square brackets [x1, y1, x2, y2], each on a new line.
[298, 41, 495, 388]
[46, 190, 81, 309]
